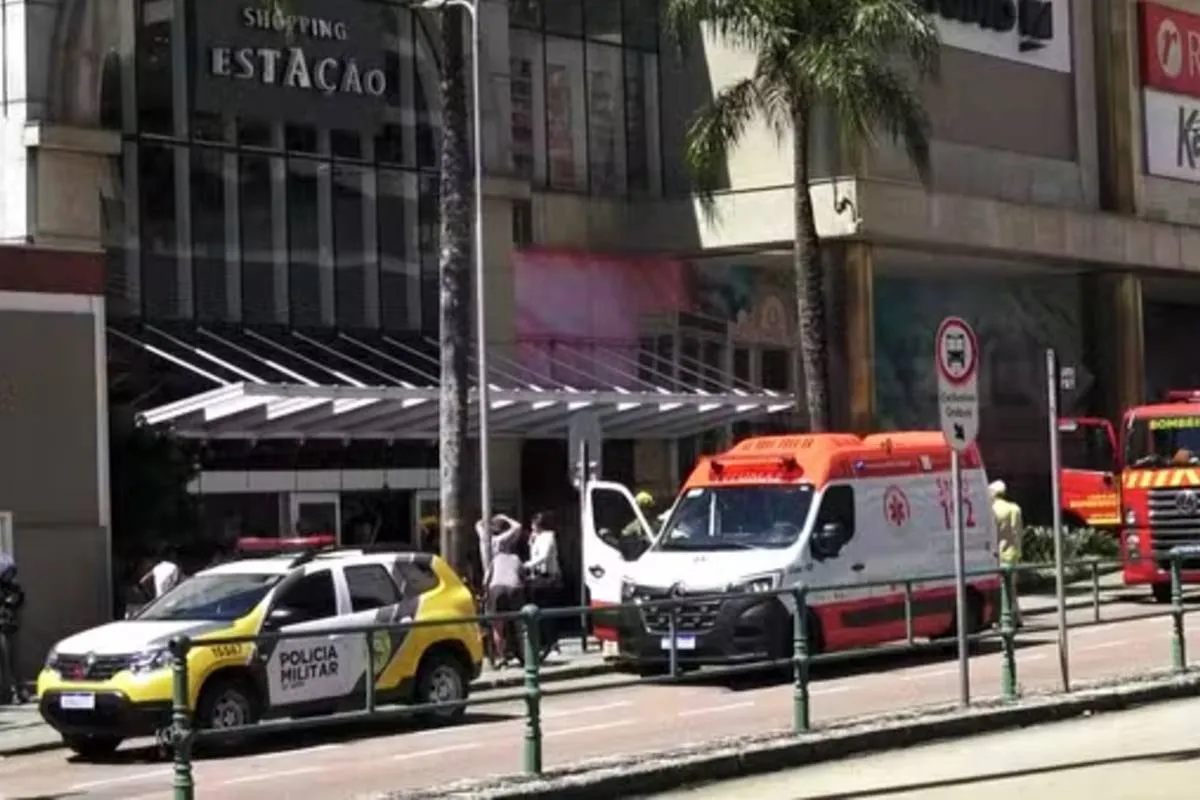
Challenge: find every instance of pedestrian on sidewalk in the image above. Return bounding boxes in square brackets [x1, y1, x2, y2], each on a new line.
[524, 511, 563, 656]
[484, 531, 526, 669]
[991, 480, 1024, 627]
[0, 554, 26, 704]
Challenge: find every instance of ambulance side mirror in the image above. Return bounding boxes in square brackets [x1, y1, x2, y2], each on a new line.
[811, 522, 847, 560]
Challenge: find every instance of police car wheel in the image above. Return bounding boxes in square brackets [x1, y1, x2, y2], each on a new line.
[416, 653, 469, 723]
[197, 679, 259, 732]
[63, 734, 121, 760]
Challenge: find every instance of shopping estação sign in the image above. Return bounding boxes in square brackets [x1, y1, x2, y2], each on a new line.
[919, 0, 1071, 73]
[194, 0, 389, 129]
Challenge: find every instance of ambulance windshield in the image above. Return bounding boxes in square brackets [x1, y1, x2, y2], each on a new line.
[1125, 416, 1200, 469]
[654, 484, 814, 551]
[136, 573, 283, 622]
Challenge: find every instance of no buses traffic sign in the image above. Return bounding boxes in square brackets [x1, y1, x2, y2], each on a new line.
[935, 316, 979, 452]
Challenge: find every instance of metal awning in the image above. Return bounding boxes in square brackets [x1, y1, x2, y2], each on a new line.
[114, 324, 796, 440]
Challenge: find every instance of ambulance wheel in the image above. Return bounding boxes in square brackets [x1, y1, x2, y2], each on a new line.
[1152, 582, 1173, 604]
[415, 649, 470, 724]
[775, 609, 824, 666]
[195, 675, 261, 748]
[63, 734, 121, 760]
[946, 591, 986, 650]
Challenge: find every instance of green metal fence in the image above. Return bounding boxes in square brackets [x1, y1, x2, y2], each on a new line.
[163, 556, 1194, 800]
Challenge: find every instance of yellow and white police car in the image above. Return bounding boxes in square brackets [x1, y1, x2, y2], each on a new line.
[37, 548, 484, 759]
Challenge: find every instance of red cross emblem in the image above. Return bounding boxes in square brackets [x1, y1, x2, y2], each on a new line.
[884, 487, 910, 527]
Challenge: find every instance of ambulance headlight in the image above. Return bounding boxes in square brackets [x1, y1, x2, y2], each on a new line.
[128, 648, 172, 674]
[729, 572, 782, 595]
[1124, 507, 1137, 527]
[620, 579, 637, 602]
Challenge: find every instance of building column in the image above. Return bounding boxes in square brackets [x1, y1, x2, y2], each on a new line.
[1092, 0, 1140, 214]
[1088, 272, 1145, 420]
[843, 243, 876, 433]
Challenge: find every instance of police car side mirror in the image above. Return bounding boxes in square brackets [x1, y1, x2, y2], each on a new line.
[264, 606, 297, 629]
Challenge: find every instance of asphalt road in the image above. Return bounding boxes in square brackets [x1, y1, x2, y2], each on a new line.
[650, 694, 1200, 799]
[0, 597, 1193, 800]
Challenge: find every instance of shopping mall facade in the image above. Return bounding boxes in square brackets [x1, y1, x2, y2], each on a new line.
[2, 0, 1199, 669]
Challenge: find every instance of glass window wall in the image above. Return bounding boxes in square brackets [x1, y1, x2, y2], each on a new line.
[510, 0, 661, 196]
[110, 0, 439, 331]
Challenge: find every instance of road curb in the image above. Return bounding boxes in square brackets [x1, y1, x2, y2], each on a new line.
[474, 660, 616, 692]
[389, 671, 1200, 799]
[0, 660, 619, 758]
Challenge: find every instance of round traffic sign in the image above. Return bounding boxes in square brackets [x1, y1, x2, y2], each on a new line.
[935, 317, 978, 387]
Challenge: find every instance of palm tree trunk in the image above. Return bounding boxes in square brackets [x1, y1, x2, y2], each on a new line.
[437, 7, 473, 579]
[792, 105, 832, 432]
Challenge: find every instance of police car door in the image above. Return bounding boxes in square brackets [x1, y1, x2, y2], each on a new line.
[260, 568, 358, 713]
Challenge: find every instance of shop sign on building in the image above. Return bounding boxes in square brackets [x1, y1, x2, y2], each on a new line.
[194, 0, 390, 129]
[1143, 88, 1200, 184]
[918, 0, 1071, 74]
[1141, 2, 1200, 99]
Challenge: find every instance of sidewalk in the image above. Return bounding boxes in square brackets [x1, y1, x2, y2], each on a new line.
[0, 640, 614, 758]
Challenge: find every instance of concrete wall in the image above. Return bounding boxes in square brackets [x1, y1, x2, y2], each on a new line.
[0, 290, 108, 679]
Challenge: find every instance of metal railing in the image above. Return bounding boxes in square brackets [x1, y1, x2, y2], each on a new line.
[162, 555, 1192, 799]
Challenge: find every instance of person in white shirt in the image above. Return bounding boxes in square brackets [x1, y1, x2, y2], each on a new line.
[139, 554, 182, 600]
[524, 512, 561, 584]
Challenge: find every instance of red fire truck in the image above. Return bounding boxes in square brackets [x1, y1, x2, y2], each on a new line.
[1118, 390, 1200, 602]
[1057, 417, 1120, 531]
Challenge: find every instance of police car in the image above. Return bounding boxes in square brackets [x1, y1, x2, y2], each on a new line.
[36, 548, 484, 759]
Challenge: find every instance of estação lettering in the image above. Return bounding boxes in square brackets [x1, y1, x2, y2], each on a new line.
[210, 46, 386, 97]
[278, 644, 339, 688]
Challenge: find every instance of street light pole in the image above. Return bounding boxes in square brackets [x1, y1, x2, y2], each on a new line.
[420, 0, 491, 531]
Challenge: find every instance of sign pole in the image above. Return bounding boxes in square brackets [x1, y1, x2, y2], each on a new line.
[935, 316, 980, 709]
[951, 448, 969, 706]
[1047, 348, 1070, 691]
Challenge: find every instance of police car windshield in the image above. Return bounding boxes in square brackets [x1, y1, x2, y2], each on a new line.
[654, 485, 814, 551]
[1125, 416, 1200, 469]
[135, 573, 283, 622]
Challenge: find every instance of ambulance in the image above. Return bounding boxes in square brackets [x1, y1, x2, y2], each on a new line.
[583, 432, 1000, 665]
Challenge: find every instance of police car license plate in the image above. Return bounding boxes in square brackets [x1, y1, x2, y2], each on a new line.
[60, 693, 95, 710]
[660, 636, 696, 651]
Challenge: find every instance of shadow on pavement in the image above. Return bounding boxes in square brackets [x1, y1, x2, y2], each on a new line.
[794, 746, 1200, 799]
[67, 710, 517, 765]
[683, 638, 1047, 693]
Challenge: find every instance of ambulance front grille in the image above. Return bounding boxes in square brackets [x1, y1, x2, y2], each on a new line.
[630, 585, 722, 634]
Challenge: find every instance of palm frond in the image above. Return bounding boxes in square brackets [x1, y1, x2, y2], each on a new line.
[684, 77, 762, 219]
[848, 0, 941, 79]
[663, 0, 786, 57]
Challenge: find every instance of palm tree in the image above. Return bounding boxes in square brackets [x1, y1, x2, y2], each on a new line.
[668, 0, 939, 431]
[434, 7, 473, 579]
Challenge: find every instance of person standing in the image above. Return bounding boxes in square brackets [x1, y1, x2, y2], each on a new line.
[484, 534, 526, 668]
[0, 554, 25, 704]
[139, 547, 183, 601]
[991, 480, 1024, 627]
[475, 513, 522, 593]
[525, 512, 563, 656]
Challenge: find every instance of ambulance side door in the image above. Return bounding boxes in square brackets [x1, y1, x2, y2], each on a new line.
[807, 483, 871, 647]
[259, 568, 359, 715]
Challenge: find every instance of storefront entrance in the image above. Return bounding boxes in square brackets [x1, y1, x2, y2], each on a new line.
[289, 492, 341, 539]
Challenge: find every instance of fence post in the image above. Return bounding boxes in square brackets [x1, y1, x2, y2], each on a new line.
[1171, 556, 1187, 673]
[521, 605, 543, 774]
[667, 602, 679, 679]
[903, 581, 914, 645]
[1000, 565, 1018, 701]
[791, 586, 810, 733]
[1090, 558, 1101, 624]
[169, 636, 194, 800]
[365, 630, 376, 713]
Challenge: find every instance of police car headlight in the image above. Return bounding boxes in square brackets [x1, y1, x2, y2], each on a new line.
[729, 572, 781, 595]
[128, 648, 172, 674]
[44, 648, 59, 670]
